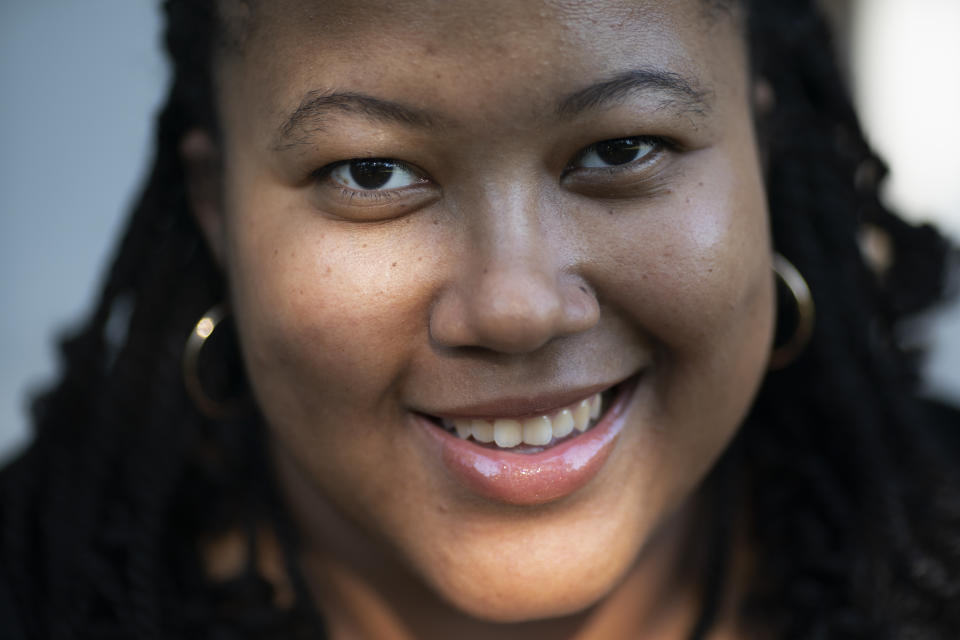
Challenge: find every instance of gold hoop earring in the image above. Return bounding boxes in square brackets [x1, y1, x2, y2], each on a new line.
[183, 304, 238, 418]
[769, 253, 815, 371]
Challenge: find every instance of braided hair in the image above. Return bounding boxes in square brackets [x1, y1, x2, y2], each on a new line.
[2, 1, 957, 638]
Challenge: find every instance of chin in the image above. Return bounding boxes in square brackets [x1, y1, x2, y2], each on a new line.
[413, 506, 651, 625]
[437, 572, 613, 624]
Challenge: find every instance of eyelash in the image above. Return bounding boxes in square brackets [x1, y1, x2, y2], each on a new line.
[335, 184, 401, 204]
[564, 135, 669, 176]
[312, 159, 427, 202]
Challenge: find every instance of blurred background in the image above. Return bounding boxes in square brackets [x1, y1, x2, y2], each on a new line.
[1, 1, 959, 461]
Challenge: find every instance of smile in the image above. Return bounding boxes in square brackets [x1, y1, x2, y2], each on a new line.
[415, 376, 639, 506]
[439, 392, 605, 450]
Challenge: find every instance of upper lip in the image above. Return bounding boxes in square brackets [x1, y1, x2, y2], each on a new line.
[419, 375, 634, 421]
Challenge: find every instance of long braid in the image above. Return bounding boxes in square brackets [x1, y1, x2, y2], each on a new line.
[738, 1, 960, 636]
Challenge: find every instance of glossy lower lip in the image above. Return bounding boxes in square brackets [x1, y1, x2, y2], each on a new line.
[415, 377, 639, 506]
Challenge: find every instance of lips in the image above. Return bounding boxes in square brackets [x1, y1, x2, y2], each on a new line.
[414, 377, 639, 506]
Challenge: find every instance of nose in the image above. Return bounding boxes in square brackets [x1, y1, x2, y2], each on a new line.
[429, 192, 600, 354]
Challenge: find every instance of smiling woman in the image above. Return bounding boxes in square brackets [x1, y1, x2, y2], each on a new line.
[2, 1, 959, 639]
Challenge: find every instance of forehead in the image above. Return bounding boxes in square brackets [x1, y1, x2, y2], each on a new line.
[214, 0, 745, 142]
[222, 0, 737, 59]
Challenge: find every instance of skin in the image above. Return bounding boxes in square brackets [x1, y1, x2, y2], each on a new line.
[185, 0, 774, 637]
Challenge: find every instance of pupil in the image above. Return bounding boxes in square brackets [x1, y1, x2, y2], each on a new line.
[349, 160, 394, 189]
[596, 139, 641, 165]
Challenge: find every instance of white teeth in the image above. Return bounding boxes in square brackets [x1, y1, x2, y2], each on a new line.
[522, 416, 553, 446]
[552, 409, 575, 439]
[454, 419, 472, 439]
[572, 399, 592, 432]
[493, 419, 523, 448]
[439, 390, 609, 449]
[590, 394, 602, 420]
[471, 419, 495, 443]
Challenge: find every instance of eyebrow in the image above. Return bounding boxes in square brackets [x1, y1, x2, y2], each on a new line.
[274, 67, 713, 149]
[555, 68, 713, 119]
[275, 91, 446, 149]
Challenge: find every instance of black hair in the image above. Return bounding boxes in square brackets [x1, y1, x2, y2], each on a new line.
[2, 0, 958, 638]
[740, 2, 960, 636]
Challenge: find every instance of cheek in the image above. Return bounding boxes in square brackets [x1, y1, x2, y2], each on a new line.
[600, 147, 772, 358]
[220, 181, 444, 430]
[597, 146, 774, 448]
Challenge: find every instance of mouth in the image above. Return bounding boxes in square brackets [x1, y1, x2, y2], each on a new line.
[414, 376, 640, 506]
[427, 386, 618, 453]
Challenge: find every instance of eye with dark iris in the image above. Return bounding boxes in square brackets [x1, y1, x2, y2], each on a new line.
[575, 137, 658, 169]
[330, 158, 423, 191]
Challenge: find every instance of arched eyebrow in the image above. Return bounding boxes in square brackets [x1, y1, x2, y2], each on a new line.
[275, 90, 450, 149]
[273, 67, 713, 149]
[556, 68, 713, 118]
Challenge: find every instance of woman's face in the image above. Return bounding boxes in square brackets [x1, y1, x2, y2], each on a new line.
[200, 0, 772, 624]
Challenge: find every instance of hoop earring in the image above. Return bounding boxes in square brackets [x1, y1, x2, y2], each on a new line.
[183, 304, 238, 418]
[769, 253, 815, 371]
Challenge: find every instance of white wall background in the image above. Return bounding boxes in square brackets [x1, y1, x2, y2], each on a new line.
[851, 0, 960, 403]
[0, 1, 958, 461]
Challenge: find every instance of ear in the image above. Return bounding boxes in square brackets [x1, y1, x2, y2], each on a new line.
[181, 129, 227, 267]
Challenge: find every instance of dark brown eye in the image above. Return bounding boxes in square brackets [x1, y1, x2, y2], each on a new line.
[575, 137, 656, 169]
[331, 159, 422, 190]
